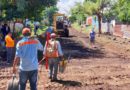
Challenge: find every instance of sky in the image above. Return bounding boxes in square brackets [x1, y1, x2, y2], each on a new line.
[57, 0, 84, 16]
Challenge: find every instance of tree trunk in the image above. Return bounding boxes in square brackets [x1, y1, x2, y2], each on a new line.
[97, 13, 102, 34]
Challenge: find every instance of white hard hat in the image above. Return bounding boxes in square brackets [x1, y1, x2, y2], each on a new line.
[50, 33, 56, 38]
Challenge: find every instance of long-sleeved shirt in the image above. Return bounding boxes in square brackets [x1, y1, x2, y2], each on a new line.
[43, 39, 63, 57]
[16, 37, 43, 71]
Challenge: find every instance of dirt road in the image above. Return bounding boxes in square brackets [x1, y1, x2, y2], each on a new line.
[1, 28, 130, 90]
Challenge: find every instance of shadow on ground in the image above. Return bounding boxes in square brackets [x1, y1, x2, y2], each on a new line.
[58, 36, 105, 59]
[55, 80, 82, 86]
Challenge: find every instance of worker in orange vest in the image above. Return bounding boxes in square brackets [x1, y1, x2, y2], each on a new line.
[43, 33, 63, 81]
[5, 32, 15, 64]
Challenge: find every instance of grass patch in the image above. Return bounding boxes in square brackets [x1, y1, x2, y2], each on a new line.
[31, 26, 48, 36]
[72, 22, 82, 31]
[72, 22, 93, 36]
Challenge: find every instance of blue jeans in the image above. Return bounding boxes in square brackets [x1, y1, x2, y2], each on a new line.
[19, 69, 38, 90]
[6, 47, 14, 63]
[48, 58, 59, 79]
[34, 29, 37, 35]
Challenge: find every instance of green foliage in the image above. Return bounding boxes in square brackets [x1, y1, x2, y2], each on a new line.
[70, 0, 111, 21]
[70, 0, 112, 34]
[0, 0, 58, 21]
[111, 0, 130, 23]
[83, 1, 98, 15]
[83, 0, 111, 15]
[69, 16, 76, 23]
[70, 2, 86, 24]
[43, 6, 58, 25]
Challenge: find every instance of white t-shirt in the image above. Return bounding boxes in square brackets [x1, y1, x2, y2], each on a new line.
[34, 21, 40, 26]
[9, 22, 14, 32]
[15, 23, 24, 32]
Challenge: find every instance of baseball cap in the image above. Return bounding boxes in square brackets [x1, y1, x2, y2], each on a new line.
[22, 28, 31, 35]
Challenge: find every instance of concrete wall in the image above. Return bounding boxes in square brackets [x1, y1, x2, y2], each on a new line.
[101, 22, 130, 39]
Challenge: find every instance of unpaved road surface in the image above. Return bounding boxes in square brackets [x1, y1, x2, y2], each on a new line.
[1, 28, 130, 90]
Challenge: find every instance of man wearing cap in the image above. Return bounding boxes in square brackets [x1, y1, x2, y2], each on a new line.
[13, 28, 43, 90]
[43, 33, 63, 81]
[5, 32, 15, 64]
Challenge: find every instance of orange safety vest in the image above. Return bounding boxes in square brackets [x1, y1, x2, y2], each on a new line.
[46, 40, 59, 58]
[5, 35, 14, 47]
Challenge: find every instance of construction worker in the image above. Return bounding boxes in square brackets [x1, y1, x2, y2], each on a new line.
[43, 33, 63, 81]
[5, 32, 15, 64]
[44, 26, 54, 39]
[13, 28, 43, 90]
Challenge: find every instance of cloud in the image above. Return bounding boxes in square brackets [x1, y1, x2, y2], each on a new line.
[57, 0, 84, 15]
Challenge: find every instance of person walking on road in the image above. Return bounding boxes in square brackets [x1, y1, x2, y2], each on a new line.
[5, 32, 15, 64]
[34, 21, 40, 35]
[43, 33, 63, 81]
[13, 28, 43, 90]
[89, 27, 96, 48]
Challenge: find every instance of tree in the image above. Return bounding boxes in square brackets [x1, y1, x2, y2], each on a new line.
[0, 0, 58, 20]
[69, 15, 76, 23]
[43, 6, 58, 25]
[70, 3, 86, 25]
[83, 0, 111, 34]
[111, 0, 130, 24]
